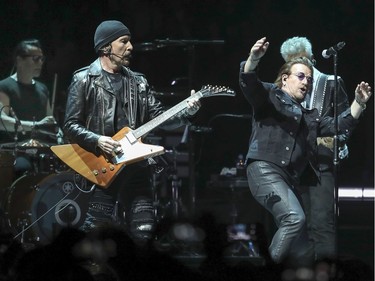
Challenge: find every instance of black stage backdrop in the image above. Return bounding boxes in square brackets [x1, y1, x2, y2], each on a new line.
[0, 0, 373, 188]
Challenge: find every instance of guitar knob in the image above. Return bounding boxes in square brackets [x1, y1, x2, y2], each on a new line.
[109, 165, 115, 171]
[101, 167, 107, 173]
[93, 170, 99, 176]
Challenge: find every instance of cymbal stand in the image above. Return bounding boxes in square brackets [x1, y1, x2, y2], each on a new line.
[168, 148, 185, 219]
[10, 106, 24, 144]
[151, 166, 163, 220]
[30, 117, 37, 140]
[170, 171, 183, 220]
[13, 122, 20, 145]
[11, 115, 21, 172]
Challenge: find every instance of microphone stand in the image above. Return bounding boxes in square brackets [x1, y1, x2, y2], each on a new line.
[331, 51, 340, 256]
[187, 44, 196, 217]
[13, 118, 21, 160]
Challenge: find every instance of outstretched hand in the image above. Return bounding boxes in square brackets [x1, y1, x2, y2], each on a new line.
[244, 37, 269, 72]
[351, 81, 372, 119]
[249, 37, 270, 61]
[355, 81, 372, 104]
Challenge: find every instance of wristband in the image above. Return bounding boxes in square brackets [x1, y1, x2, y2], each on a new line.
[355, 96, 366, 110]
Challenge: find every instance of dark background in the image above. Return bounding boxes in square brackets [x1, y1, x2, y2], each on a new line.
[0, 0, 373, 188]
[0, 0, 373, 269]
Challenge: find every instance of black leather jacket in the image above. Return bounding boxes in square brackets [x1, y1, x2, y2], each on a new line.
[239, 63, 358, 177]
[64, 58, 188, 154]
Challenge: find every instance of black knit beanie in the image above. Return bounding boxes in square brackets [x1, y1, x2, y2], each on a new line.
[94, 20, 131, 53]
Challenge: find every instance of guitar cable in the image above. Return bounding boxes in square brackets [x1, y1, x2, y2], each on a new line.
[13, 174, 95, 241]
[14, 191, 73, 240]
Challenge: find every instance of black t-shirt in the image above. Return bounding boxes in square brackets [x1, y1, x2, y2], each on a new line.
[0, 77, 49, 120]
[102, 70, 129, 132]
[0, 76, 49, 142]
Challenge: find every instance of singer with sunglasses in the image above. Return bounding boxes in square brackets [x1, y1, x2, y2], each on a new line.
[238, 37, 372, 268]
[0, 39, 60, 177]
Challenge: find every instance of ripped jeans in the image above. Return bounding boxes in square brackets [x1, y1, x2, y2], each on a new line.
[247, 161, 313, 266]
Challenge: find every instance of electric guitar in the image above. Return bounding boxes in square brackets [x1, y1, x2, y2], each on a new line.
[51, 85, 235, 188]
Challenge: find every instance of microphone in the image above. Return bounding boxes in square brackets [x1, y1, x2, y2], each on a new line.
[9, 107, 26, 135]
[109, 53, 125, 59]
[105, 50, 131, 60]
[322, 42, 346, 59]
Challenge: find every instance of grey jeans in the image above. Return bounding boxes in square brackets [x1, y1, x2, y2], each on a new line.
[247, 161, 313, 266]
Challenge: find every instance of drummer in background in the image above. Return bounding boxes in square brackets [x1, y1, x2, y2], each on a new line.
[0, 39, 61, 176]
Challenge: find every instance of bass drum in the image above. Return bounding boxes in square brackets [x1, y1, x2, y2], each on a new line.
[0, 150, 15, 192]
[4, 171, 94, 245]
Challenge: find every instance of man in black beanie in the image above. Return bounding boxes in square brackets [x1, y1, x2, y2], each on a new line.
[63, 20, 201, 245]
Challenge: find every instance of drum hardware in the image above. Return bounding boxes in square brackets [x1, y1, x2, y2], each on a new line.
[152, 148, 188, 221]
[150, 155, 170, 221]
[17, 218, 31, 244]
[37, 153, 62, 174]
[0, 144, 68, 176]
[152, 124, 204, 221]
[151, 170, 163, 220]
[170, 173, 184, 219]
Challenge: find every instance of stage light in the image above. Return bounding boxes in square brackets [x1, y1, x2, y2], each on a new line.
[339, 187, 374, 200]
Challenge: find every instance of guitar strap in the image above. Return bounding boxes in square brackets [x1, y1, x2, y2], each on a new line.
[311, 73, 328, 116]
[122, 68, 138, 129]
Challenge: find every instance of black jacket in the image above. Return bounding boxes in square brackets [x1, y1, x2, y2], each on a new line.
[64, 58, 187, 154]
[239, 63, 358, 177]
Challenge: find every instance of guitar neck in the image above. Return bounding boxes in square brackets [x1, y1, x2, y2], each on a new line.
[133, 91, 202, 139]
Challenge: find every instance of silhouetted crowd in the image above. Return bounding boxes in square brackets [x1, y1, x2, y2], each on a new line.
[0, 213, 373, 281]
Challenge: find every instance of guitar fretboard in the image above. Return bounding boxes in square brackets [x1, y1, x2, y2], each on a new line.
[133, 91, 203, 139]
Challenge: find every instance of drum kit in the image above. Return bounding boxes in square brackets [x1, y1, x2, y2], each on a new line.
[0, 137, 94, 248]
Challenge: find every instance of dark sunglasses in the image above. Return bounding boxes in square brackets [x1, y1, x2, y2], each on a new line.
[292, 72, 313, 84]
[22, 55, 46, 63]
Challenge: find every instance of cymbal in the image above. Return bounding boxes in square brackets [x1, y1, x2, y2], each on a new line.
[134, 39, 225, 51]
[134, 42, 157, 52]
[0, 142, 17, 149]
[1, 139, 53, 149]
[20, 139, 50, 147]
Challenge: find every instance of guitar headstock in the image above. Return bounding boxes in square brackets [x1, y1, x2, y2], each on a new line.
[199, 85, 236, 98]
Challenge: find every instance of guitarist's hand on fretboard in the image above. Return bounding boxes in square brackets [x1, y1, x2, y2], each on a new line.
[186, 89, 202, 116]
[98, 136, 122, 155]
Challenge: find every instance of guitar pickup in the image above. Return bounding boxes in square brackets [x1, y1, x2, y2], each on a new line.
[125, 131, 137, 144]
